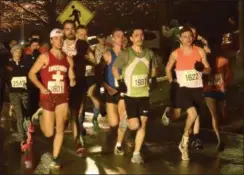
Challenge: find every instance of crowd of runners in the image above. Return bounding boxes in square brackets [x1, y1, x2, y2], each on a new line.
[0, 19, 232, 171]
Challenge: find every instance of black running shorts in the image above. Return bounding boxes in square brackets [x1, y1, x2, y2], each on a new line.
[124, 96, 150, 119]
[177, 87, 205, 113]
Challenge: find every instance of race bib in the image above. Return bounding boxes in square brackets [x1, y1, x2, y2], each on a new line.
[176, 69, 203, 88]
[132, 74, 148, 88]
[184, 71, 200, 82]
[47, 81, 64, 94]
[85, 65, 95, 77]
[11, 77, 27, 89]
[208, 74, 223, 85]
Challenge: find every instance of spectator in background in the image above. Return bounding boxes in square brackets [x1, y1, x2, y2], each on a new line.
[95, 34, 108, 64]
[123, 35, 129, 49]
[39, 43, 50, 53]
[162, 19, 181, 51]
[185, 24, 211, 54]
[29, 31, 41, 40]
[9, 40, 18, 50]
[24, 38, 41, 121]
[25, 31, 48, 54]
[6, 45, 29, 148]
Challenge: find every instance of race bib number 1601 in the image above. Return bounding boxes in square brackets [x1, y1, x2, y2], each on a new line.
[47, 81, 64, 94]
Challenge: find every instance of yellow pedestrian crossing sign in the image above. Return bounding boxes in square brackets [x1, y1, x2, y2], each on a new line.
[57, 0, 94, 26]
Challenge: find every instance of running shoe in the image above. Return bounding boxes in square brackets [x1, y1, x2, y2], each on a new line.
[50, 158, 61, 170]
[179, 137, 190, 161]
[76, 144, 86, 157]
[217, 142, 225, 152]
[131, 153, 144, 164]
[34, 153, 52, 174]
[114, 146, 124, 156]
[161, 107, 170, 126]
[191, 138, 204, 150]
[23, 152, 33, 169]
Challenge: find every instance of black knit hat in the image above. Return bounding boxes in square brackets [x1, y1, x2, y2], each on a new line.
[29, 38, 40, 45]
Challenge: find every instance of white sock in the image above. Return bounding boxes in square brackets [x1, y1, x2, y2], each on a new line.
[133, 151, 140, 155]
[116, 142, 121, 147]
[182, 135, 189, 146]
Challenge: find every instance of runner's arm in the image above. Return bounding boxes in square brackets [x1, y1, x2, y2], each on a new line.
[67, 56, 76, 87]
[28, 54, 48, 91]
[86, 49, 97, 65]
[150, 51, 158, 78]
[112, 50, 129, 80]
[101, 51, 118, 94]
[198, 48, 211, 74]
[165, 51, 177, 83]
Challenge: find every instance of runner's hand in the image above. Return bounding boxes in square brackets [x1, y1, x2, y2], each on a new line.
[149, 77, 157, 91]
[194, 61, 204, 72]
[40, 88, 49, 94]
[118, 79, 127, 93]
[107, 87, 118, 96]
[70, 79, 76, 87]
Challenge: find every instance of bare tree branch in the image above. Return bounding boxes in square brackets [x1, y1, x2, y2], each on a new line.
[15, 2, 48, 24]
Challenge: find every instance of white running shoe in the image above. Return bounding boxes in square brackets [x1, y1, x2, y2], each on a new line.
[161, 107, 170, 126]
[31, 108, 43, 124]
[131, 153, 144, 164]
[178, 136, 190, 161]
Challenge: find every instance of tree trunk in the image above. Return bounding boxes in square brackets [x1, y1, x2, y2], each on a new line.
[158, 1, 169, 64]
[45, 0, 58, 33]
[239, 0, 244, 68]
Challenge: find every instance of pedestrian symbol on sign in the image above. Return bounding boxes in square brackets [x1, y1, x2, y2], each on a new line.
[70, 5, 81, 26]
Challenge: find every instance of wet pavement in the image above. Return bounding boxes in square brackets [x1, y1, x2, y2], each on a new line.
[1, 113, 243, 175]
[0, 80, 244, 174]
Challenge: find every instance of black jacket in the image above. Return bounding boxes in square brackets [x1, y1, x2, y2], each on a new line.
[6, 58, 29, 93]
[24, 50, 41, 89]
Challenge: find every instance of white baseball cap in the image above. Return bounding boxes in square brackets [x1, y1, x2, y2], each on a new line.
[50, 28, 63, 38]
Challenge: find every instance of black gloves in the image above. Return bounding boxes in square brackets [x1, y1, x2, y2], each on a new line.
[149, 77, 157, 91]
[194, 61, 204, 72]
[32, 49, 40, 59]
[117, 79, 127, 93]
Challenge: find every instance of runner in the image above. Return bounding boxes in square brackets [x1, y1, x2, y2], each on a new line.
[6, 45, 28, 148]
[75, 25, 102, 135]
[102, 28, 127, 156]
[203, 43, 231, 151]
[62, 20, 87, 156]
[95, 34, 108, 64]
[28, 29, 75, 168]
[112, 28, 158, 163]
[162, 25, 209, 150]
[165, 27, 210, 160]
